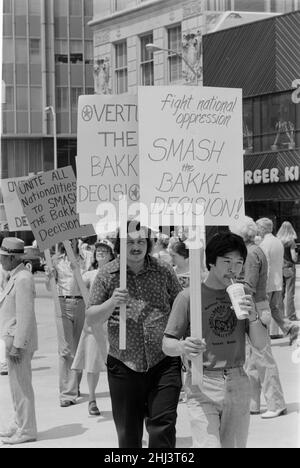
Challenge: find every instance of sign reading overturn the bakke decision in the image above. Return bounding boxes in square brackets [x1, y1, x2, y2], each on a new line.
[16, 166, 95, 251]
[138, 86, 245, 226]
[76, 94, 139, 220]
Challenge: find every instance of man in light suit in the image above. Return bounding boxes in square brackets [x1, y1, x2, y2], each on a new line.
[0, 237, 38, 445]
[256, 218, 299, 346]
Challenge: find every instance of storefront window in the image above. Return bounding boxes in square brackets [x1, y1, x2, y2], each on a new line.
[243, 100, 253, 153]
[245, 91, 299, 154]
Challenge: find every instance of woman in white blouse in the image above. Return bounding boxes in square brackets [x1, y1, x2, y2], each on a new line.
[72, 240, 115, 416]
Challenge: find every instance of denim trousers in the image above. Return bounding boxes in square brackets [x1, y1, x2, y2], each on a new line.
[268, 291, 293, 334]
[107, 355, 182, 448]
[282, 268, 297, 319]
[185, 367, 251, 448]
[245, 339, 286, 412]
[56, 298, 85, 403]
[7, 351, 37, 439]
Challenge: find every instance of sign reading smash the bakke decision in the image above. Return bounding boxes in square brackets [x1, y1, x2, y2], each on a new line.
[16, 166, 95, 251]
[138, 86, 245, 226]
[1, 176, 31, 231]
[77, 94, 139, 220]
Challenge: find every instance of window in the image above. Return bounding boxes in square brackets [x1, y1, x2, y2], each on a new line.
[29, 0, 41, 15]
[140, 34, 154, 86]
[2, 39, 13, 63]
[4, 86, 14, 110]
[168, 25, 182, 83]
[244, 92, 299, 154]
[70, 0, 82, 16]
[114, 0, 137, 12]
[115, 41, 128, 94]
[16, 87, 28, 111]
[56, 87, 69, 111]
[16, 39, 27, 63]
[3, 0, 12, 13]
[54, 0, 68, 17]
[71, 88, 83, 111]
[30, 87, 42, 110]
[15, 0, 26, 14]
[30, 39, 40, 63]
[84, 0, 93, 16]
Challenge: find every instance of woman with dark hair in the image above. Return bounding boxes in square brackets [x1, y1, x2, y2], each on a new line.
[72, 239, 115, 416]
[86, 221, 182, 448]
[169, 240, 190, 288]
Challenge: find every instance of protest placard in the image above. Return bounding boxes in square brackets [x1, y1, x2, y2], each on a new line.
[16, 166, 95, 251]
[1, 176, 31, 231]
[77, 94, 139, 218]
[138, 86, 244, 386]
[138, 86, 244, 226]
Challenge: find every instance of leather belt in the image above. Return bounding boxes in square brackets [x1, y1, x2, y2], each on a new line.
[59, 296, 82, 299]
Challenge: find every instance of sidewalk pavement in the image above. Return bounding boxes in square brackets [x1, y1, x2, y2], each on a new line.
[0, 275, 299, 448]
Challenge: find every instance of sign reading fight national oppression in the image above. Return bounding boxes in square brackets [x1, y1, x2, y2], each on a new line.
[16, 166, 95, 251]
[138, 86, 245, 226]
[77, 94, 139, 223]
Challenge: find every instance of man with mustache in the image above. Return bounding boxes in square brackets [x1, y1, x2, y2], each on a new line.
[86, 221, 182, 448]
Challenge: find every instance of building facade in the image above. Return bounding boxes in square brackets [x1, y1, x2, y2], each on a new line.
[203, 10, 300, 236]
[1, 0, 94, 177]
[89, 0, 299, 94]
[89, 0, 300, 238]
[1, 0, 94, 238]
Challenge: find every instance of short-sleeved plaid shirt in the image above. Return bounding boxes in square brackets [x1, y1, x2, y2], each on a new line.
[88, 255, 182, 372]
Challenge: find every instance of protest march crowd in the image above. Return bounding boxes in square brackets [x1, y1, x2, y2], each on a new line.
[0, 217, 299, 448]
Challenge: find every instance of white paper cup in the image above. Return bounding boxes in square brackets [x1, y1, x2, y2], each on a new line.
[226, 283, 249, 320]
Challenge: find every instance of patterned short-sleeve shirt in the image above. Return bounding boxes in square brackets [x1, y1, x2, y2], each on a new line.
[88, 255, 182, 372]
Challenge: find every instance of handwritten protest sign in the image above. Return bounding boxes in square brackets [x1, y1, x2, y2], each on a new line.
[16, 166, 95, 251]
[138, 86, 244, 226]
[77, 94, 139, 223]
[1, 176, 31, 231]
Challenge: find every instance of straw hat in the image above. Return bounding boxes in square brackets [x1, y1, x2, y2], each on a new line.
[0, 237, 25, 256]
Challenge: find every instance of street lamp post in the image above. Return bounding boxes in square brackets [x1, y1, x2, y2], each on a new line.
[145, 43, 199, 84]
[45, 106, 57, 171]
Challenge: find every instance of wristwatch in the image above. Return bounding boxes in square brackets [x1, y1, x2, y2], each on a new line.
[249, 314, 259, 323]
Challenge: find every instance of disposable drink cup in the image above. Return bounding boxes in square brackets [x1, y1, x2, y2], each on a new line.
[226, 283, 249, 320]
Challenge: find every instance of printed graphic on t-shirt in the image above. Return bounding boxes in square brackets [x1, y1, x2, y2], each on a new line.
[208, 302, 237, 338]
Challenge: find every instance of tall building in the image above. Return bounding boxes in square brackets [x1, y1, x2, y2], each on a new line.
[1, 0, 94, 178]
[1, 0, 94, 238]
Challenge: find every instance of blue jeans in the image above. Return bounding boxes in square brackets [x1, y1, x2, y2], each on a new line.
[282, 266, 297, 319]
[185, 367, 251, 448]
[268, 291, 293, 334]
[245, 339, 286, 412]
[57, 298, 85, 403]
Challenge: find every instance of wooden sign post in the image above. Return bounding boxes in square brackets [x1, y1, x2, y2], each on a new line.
[189, 225, 205, 386]
[119, 196, 128, 350]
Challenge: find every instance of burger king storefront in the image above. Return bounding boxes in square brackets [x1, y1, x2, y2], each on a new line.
[244, 150, 300, 237]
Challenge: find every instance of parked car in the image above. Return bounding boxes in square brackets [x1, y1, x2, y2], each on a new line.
[23, 246, 45, 274]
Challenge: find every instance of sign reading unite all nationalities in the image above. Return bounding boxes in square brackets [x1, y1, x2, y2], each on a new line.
[138, 86, 245, 226]
[77, 94, 139, 225]
[1, 176, 31, 231]
[16, 166, 95, 251]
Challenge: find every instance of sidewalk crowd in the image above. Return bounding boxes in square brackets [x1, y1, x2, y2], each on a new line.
[0, 217, 299, 448]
